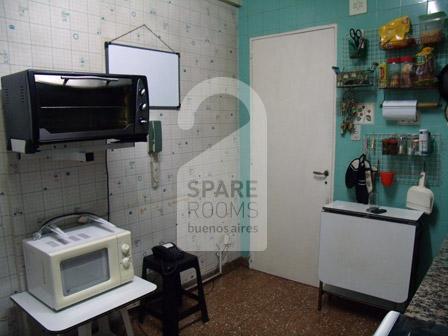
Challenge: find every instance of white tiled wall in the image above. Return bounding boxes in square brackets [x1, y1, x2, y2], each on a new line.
[0, 0, 238, 334]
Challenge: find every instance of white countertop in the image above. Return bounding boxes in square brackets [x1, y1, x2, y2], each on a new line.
[11, 276, 157, 333]
[323, 201, 424, 222]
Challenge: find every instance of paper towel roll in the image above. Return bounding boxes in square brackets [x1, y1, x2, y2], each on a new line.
[382, 100, 417, 121]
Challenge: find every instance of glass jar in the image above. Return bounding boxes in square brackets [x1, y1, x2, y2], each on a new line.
[410, 134, 420, 155]
[382, 137, 399, 155]
[378, 62, 388, 88]
[387, 57, 401, 88]
[398, 135, 408, 155]
[400, 56, 415, 88]
[419, 11, 446, 45]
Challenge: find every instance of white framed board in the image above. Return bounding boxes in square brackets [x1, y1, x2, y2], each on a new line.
[105, 42, 180, 109]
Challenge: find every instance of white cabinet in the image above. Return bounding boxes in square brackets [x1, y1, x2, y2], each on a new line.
[318, 201, 423, 309]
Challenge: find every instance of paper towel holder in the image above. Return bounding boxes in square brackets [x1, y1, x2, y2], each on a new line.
[380, 100, 441, 109]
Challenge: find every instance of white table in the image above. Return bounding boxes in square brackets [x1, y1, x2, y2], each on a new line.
[11, 276, 157, 336]
[319, 201, 424, 311]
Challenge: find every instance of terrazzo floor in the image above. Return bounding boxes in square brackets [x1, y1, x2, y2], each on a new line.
[131, 266, 385, 336]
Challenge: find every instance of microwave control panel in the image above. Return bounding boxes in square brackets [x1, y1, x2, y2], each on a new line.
[117, 232, 134, 281]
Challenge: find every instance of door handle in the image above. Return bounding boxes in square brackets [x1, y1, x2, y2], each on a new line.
[60, 76, 119, 81]
[60, 76, 119, 85]
[313, 170, 329, 177]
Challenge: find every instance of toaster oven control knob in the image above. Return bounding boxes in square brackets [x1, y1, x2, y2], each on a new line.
[139, 103, 148, 111]
[122, 257, 131, 269]
[139, 117, 148, 125]
[139, 88, 146, 96]
[121, 243, 130, 256]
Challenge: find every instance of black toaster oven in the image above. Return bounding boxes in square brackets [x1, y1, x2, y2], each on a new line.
[1, 70, 150, 153]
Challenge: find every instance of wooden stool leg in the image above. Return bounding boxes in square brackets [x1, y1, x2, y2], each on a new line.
[20, 310, 31, 336]
[77, 322, 92, 336]
[318, 281, 323, 311]
[97, 316, 112, 333]
[139, 262, 148, 323]
[97, 316, 118, 336]
[120, 308, 135, 336]
[194, 263, 209, 323]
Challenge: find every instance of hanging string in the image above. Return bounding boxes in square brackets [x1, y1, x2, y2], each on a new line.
[108, 24, 176, 53]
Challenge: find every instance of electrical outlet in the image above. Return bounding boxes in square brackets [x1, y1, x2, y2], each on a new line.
[350, 0, 367, 16]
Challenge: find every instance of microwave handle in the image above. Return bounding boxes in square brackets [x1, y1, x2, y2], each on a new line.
[33, 213, 117, 240]
[88, 215, 118, 230]
[46, 224, 70, 240]
[60, 76, 120, 85]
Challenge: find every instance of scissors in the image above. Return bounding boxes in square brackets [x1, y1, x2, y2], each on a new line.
[350, 28, 363, 47]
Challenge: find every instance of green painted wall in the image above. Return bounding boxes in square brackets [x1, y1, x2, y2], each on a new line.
[239, 0, 448, 278]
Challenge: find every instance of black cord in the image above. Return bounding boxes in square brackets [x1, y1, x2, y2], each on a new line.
[205, 278, 215, 295]
[445, 103, 448, 122]
[105, 149, 111, 221]
[41, 212, 99, 227]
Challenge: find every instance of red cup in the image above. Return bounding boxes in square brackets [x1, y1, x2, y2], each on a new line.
[380, 171, 395, 187]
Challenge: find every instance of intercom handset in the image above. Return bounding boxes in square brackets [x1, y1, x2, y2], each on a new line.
[148, 120, 162, 153]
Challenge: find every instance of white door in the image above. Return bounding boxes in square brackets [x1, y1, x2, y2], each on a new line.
[250, 25, 336, 287]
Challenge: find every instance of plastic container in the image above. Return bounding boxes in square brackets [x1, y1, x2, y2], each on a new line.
[382, 137, 399, 155]
[419, 129, 431, 156]
[400, 56, 415, 88]
[378, 62, 388, 88]
[380, 171, 395, 187]
[410, 134, 420, 155]
[387, 57, 402, 88]
[419, 11, 446, 45]
[399, 135, 408, 155]
[415, 47, 436, 86]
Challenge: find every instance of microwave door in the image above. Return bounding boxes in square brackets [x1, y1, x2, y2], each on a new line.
[60, 248, 111, 297]
[34, 75, 136, 143]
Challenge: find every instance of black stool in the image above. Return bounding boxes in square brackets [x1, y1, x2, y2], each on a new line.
[139, 252, 209, 336]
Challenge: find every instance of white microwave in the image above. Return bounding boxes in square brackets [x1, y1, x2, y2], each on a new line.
[23, 214, 134, 310]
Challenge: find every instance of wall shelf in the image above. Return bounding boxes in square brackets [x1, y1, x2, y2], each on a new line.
[380, 86, 438, 90]
[16, 140, 136, 162]
[363, 133, 441, 186]
[337, 84, 374, 88]
[333, 65, 377, 88]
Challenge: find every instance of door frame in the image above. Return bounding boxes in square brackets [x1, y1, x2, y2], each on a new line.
[249, 23, 337, 205]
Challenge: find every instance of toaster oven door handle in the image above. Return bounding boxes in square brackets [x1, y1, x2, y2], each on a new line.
[60, 76, 120, 84]
[47, 224, 70, 240]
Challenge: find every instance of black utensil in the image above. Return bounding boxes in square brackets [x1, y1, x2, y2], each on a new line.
[437, 64, 448, 121]
[350, 28, 362, 47]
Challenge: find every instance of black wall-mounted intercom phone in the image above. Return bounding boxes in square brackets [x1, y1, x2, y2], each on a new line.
[152, 242, 184, 262]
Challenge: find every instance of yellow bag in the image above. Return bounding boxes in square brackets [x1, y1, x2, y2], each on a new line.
[379, 16, 412, 49]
